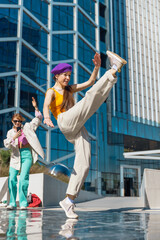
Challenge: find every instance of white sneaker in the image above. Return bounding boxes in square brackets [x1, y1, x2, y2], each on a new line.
[20, 206, 27, 210]
[107, 50, 127, 72]
[6, 205, 16, 210]
[59, 198, 78, 219]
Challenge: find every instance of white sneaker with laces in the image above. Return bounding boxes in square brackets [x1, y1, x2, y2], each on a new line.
[59, 198, 78, 219]
[107, 50, 127, 72]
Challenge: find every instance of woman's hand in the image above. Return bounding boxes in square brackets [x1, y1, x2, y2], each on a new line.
[32, 97, 39, 111]
[13, 130, 21, 140]
[44, 118, 55, 128]
[92, 52, 101, 68]
[71, 52, 101, 93]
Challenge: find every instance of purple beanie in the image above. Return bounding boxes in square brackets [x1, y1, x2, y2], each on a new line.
[51, 63, 72, 75]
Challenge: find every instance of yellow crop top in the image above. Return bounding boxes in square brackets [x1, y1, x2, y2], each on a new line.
[49, 88, 65, 120]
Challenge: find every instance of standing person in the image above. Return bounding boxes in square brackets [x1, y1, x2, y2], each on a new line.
[43, 51, 127, 218]
[4, 97, 44, 210]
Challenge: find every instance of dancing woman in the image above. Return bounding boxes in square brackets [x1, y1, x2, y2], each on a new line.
[43, 51, 127, 218]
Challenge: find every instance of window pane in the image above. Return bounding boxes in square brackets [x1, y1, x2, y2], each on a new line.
[52, 34, 73, 61]
[53, 6, 73, 31]
[20, 78, 44, 115]
[78, 0, 95, 21]
[23, 13, 48, 55]
[0, 76, 15, 109]
[23, 0, 48, 25]
[0, 42, 16, 72]
[0, 112, 14, 148]
[0, 8, 18, 37]
[78, 37, 95, 70]
[21, 45, 47, 90]
[0, 0, 18, 4]
[78, 11, 96, 46]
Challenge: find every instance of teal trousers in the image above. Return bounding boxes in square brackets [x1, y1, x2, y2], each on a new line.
[8, 148, 32, 207]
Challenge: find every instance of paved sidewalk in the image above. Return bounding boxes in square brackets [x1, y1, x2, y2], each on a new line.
[76, 196, 144, 211]
[45, 196, 144, 213]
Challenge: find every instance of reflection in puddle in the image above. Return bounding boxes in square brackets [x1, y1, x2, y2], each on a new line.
[144, 213, 160, 240]
[59, 218, 79, 239]
[7, 210, 28, 239]
[0, 209, 42, 240]
[0, 209, 160, 239]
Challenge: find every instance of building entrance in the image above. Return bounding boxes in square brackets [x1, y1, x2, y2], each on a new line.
[120, 165, 141, 197]
[124, 177, 133, 196]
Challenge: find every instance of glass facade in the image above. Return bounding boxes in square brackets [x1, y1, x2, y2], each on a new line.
[0, 0, 160, 197]
[0, 0, 101, 194]
[107, 0, 160, 196]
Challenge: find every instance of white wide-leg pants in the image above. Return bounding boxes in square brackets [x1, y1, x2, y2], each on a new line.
[57, 70, 117, 196]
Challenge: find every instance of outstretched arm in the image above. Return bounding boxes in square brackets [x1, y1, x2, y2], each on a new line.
[71, 52, 101, 93]
[32, 97, 39, 112]
[43, 89, 55, 128]
[32, 96, 43, 120]
[28, 97, 43, 131]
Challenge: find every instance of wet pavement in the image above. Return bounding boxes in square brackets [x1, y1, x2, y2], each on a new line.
[0, 207, 160, 239]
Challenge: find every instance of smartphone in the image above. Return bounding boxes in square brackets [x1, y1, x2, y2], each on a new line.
[17, 127, 21, 132]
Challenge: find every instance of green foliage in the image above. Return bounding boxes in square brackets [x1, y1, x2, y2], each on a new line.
[0, 149, 11, 166]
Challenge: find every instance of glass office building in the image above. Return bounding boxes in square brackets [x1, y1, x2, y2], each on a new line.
[108, 0, 160, 197]
[0, 0, 160, 197]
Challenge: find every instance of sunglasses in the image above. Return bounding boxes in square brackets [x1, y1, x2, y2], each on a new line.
[13, 120, 22, 123]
